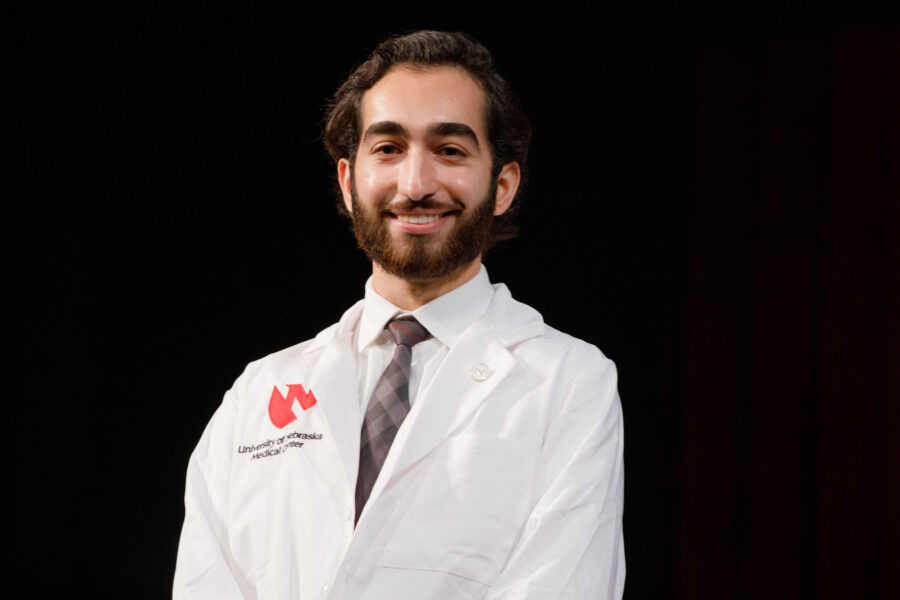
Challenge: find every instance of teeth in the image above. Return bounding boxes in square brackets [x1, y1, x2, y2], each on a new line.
[397, 214, 440, 224]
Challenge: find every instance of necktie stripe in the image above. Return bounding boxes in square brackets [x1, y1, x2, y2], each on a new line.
[355, 317, 431, 524]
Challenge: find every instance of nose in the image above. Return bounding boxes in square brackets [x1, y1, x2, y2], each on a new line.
[397, 147, 437, 201]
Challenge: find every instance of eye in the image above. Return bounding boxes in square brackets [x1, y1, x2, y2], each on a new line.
[373, 144, 401, 155]
[438, 146, 467, 158]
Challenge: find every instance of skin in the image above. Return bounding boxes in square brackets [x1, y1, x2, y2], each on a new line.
[338, 65, 521, 310]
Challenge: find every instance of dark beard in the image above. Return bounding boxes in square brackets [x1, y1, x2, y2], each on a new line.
[350, 180, 497, 281]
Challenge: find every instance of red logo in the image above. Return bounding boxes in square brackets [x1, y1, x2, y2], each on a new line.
[268, 384, 317, 428]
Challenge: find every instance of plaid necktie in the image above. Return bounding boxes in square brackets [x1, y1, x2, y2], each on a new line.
[355, 317, 431, 523]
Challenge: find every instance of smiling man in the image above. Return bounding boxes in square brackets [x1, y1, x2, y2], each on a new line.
[174, 31, 625, 599]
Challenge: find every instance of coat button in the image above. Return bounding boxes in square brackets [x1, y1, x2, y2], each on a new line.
[469, 363, 493, 382]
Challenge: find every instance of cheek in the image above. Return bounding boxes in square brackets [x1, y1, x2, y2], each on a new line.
[360, 171, 379, 189]
[451, 171, 491, 199]
[358, 166, 390, 195]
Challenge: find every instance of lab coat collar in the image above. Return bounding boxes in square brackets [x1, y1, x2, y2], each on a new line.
[483, 282, 546, 346]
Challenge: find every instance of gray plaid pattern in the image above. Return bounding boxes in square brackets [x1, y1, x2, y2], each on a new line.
[355, 317, 430, 524]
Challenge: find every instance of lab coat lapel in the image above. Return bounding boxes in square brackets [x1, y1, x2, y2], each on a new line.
[291, 303, 364, 502]
[305, 340, 360, 497]
[368, 319, 517, 502]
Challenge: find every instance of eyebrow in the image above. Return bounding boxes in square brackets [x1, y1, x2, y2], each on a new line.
[362, 121, 409, 143]
[361, 120, 480, 150]
[427, 122, 480, 149]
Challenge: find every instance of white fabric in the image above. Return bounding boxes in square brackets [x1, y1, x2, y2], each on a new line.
[355, 265, 494, 411]
[174, 271, 626, 599]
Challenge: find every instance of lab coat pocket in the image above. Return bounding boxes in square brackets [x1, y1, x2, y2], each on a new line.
[381, 434, 536, 587]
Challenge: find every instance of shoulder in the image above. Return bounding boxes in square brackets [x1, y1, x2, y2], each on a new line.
[489, 284, 619, 407]
[518, 323, 618, 391]
[490, 283, 615, 371]
[237, 335, 324, 384]
[533, 323, 613, 363]
[229, 299, 364, 400]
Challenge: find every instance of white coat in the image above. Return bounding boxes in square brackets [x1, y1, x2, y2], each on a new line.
[174, 283, 625, 599]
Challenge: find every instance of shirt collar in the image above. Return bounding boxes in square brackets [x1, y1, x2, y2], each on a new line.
[357, 264, 494, 352]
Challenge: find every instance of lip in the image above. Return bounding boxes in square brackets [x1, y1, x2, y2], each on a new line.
[389, 211, 455, 234]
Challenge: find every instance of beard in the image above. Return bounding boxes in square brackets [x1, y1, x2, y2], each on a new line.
[350, 179, 497, 281]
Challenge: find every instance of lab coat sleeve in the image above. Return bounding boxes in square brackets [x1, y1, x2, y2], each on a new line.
[173, 391, 254, 600]
[485, 348, 625, 600]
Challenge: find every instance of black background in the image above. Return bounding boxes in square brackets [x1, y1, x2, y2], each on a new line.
[12, 3, 899, 598]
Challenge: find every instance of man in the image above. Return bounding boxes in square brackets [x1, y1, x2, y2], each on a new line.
[174, 31, 625, 599]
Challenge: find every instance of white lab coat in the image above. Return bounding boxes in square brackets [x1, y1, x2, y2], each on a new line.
[174, 283, 625, 599]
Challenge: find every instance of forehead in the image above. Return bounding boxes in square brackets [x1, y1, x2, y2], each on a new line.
[360, 66, 488, 140]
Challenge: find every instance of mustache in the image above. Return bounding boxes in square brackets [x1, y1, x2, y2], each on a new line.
[383, 197, 464, 213]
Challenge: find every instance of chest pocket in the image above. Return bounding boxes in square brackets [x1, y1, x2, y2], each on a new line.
[379, 434, 536, 587]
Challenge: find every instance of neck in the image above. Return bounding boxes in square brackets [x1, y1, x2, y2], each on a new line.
[371, 258, 482, 310]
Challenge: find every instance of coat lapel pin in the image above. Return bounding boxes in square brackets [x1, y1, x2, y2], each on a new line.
[469, 363, 493, 382]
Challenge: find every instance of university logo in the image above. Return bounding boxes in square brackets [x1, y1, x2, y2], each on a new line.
[268, 384, 317, 428]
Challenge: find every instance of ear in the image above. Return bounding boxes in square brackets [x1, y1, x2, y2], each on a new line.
[337, 158, 354, 214]
[493, 161, 521, 216]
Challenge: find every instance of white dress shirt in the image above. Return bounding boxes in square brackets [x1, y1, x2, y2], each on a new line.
[354, 265, 494, 413]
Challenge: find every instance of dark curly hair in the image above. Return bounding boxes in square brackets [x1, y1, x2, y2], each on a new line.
[322, 30, 532, 245]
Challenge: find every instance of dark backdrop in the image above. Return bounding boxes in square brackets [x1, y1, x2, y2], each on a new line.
[12, 4, 899, 598]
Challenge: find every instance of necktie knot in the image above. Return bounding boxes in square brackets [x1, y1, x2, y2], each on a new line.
[387, 317, 430, 348]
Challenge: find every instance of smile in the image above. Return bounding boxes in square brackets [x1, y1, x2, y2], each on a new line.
[396, 214, 442, 224]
